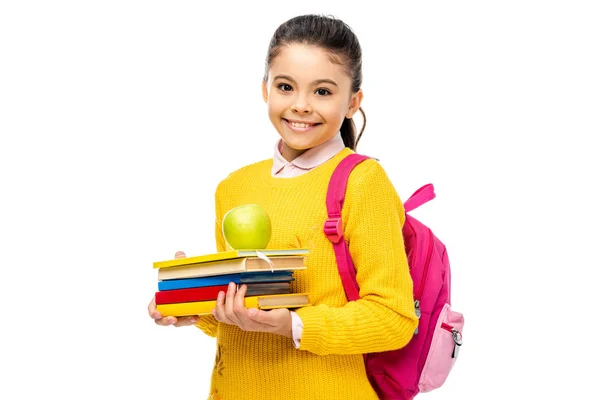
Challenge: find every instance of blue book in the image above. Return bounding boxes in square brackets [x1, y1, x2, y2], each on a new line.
[158, 271, 295, 291]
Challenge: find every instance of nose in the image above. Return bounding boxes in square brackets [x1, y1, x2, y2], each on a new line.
[291, 94, 312, 114]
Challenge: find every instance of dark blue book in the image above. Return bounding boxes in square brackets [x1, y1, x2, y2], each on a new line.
[158, 270, 295, 291]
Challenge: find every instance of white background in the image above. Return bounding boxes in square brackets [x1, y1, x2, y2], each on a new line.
[1, 1, 598, 399]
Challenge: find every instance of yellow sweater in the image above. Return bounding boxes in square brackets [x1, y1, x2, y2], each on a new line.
[195, 148, 418, 400]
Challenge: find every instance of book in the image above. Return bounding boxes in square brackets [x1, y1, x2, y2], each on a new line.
[155, 282, 291, 305]
[243, 282, 291, 296]
[156, 293, 311, 317]
[157, 271, 295, 291]
[157, 255, 307, 280]
[153, 248, 309, 269]
[156, 284, 228, 305]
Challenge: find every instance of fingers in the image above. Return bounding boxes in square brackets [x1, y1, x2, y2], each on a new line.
[213, 282, 243, 326]
[154, 315, 178, 326]
[212, 288, 229, 323]
[154, 314, 199, 327]
[148, 296, 160, 319]
[210, 284, 291, 336]
[213, 282, 248, 328]
[228, 283, 248, 328]
[150, 294, 199, 327]
[174, 250, 187, 259]
[148, 296, 172, 323]
[173, 316, 199, 327]
[149, 251, 192, 328]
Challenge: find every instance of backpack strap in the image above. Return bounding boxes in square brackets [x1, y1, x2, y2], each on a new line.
[324, 153, 370, 301]
[403, 183, 435, 212]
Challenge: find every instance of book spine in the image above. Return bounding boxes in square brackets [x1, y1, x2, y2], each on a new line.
[157, 275, 243, 291]
[156, 296, 260, 317]
[155, 285, 229, 304]
[157, 259, 246, 280]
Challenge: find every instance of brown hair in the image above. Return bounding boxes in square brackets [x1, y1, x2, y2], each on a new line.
[264, 14, 366, 150]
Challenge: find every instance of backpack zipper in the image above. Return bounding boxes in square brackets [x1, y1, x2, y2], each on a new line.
[413, 229, 435, 333]
[442, 322, 463, 358]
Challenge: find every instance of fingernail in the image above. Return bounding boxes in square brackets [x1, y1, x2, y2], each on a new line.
[248, 308, 257, 317]
[229, 282, 235, 290]
[190, 317, 199, 324]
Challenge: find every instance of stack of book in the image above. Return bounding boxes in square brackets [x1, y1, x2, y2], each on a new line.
[153, 248, 311, 317]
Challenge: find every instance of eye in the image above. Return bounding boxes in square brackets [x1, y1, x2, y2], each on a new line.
[315, 88, 331, 96]
[277, 83, 293, 92]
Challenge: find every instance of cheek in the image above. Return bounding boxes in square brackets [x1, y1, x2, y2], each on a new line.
[324, 101, 349, 120]
[267, 102, 280, 119]
[267, 96, 284, 114]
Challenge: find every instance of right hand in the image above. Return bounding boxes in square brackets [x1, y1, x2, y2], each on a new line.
[148, 250, 200, 327]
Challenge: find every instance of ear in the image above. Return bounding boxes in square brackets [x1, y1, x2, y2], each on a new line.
[346, 89, 363, 119]
[262, 80, 269, 103]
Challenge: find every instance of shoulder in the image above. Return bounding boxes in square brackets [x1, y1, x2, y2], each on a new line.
[344, 155, 405, 216]
[346, 156, 397, 192]
[215, 158, 271, 194]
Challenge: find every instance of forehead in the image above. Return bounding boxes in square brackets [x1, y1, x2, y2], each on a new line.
[268, 43, 350, 83]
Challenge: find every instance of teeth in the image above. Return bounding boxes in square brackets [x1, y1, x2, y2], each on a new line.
[289, 121, 312, 128]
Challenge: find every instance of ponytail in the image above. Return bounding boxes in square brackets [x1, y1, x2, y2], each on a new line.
[340, 107, 366, 151]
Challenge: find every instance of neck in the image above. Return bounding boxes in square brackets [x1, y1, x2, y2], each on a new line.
[280, 141, 309, 162]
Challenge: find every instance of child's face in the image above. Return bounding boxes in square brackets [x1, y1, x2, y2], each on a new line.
[263, 43, 362, 161]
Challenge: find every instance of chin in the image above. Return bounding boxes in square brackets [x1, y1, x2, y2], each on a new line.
[280, 130, 324, 149]
[281, 136, 317, 151]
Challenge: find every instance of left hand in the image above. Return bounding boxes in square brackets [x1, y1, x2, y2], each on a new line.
[212, 282, 293, 338]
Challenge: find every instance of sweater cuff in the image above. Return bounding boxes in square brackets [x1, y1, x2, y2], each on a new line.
[194, 314, 217, 337]
[290, 311, 303, 348]
[294, 306, 327, 354]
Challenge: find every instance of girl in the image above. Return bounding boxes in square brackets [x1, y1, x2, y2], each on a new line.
[149, 14, 418, 400]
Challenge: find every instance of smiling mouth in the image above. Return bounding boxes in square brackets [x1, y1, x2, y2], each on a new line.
[283, 119, 321, 131]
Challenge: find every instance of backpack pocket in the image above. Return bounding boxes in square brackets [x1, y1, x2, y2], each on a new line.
[418, 303, 464, 392]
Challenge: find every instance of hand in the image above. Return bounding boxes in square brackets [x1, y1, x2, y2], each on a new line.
[148, 250, 200, 327]
[212, 282, 293, 338]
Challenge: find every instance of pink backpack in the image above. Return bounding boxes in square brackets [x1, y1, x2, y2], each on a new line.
[324, 154, 464, 400]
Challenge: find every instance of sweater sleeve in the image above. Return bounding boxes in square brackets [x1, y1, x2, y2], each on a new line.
[295, 160, 418, 355]
[193, 185, 228, 337]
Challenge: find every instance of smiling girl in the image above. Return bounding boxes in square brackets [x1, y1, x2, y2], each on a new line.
[149, 14, 417, 400]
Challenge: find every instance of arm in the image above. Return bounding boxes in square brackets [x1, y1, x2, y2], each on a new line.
[296, 160, 418, 355]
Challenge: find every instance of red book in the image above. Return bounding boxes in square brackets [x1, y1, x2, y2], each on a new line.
[155, 285, 229, 305]
[155, 282, 292, 305]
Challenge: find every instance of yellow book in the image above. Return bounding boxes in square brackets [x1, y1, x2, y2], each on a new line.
[157, 255, 307, 280]
[156, 293, 311, 317]
[153, 248, 309, 269]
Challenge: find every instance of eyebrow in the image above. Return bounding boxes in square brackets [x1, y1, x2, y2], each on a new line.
[273, 75, 338, 87]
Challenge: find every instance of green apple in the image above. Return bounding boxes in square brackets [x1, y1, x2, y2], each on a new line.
[222, 204, 272, 250]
